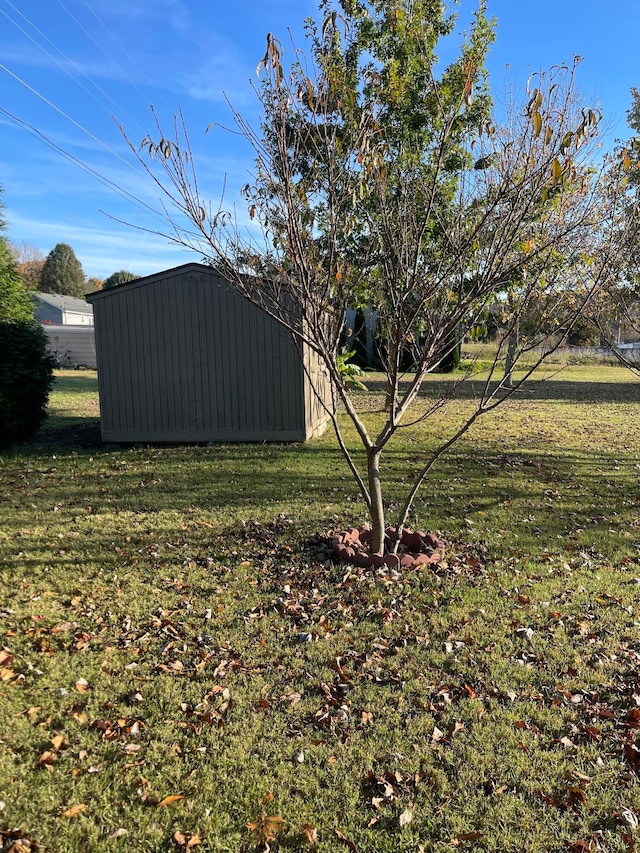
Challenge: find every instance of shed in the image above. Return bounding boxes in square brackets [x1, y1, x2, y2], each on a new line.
[86, 263, 330, 443]
[32, 292, 94, 326]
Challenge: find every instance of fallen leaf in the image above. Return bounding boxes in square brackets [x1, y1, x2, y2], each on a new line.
[50, 735, 65, 752]
[61, 804, 87, 818]
[0, 649, 14, 667]
[247, 814, 287, 845]
[159, 795, 185, 807]
[75, 678, 89, 692]
[334, 829, 358, 851]
[399, 809, 413, 827]
[174, 830, 202, 848]
[432, 725, 445, 743]
[302, 823, 318, 845]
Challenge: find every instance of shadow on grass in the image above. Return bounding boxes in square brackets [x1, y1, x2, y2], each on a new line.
[362, 377, 640, 403]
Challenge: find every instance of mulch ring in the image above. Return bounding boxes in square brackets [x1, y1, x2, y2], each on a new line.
[332, 525, 445, 569]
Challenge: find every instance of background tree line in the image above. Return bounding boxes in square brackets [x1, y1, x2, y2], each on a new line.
[8, 240, 138, 298]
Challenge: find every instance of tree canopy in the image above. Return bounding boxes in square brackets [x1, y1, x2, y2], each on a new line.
[39, 243, 86, 299]
[0, 191, 33, 323]
[103, 270, 138, 288]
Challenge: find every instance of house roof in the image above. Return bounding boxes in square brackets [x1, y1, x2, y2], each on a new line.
[32, 292, 93, 313]
[85, 263, 216, 302]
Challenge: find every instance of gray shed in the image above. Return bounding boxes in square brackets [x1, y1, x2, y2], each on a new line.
[86, 263, 330, 443]
[32, 292, 94, 326]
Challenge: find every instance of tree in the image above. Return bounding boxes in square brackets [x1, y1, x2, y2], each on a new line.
[40, 243, 86, 298]
[586, 88, 640, 367]
[0, 191, 54, 447]
[9, 241, 45, 291]
[85, 277, 104, 293]
[103, 270, 138, 288]
[0, 199, 33, 323]
[133, 0, 625, 556]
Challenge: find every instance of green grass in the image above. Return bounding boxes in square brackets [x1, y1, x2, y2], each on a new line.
[2, 367, 640, 852]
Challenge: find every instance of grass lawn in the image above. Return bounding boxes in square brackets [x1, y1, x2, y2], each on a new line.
[2, 366, 640, 852]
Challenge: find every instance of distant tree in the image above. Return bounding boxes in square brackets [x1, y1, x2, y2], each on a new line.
[9, 242, 46, 291]
[10, 241, 43, 264]
[40, 243, 86, 298]
[85, 277, 104, 293]
[103, 270, 137, 288]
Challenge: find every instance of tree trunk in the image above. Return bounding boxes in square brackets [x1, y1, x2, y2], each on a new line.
[367, 448, 386, 554]
[504, 327, 518, 389]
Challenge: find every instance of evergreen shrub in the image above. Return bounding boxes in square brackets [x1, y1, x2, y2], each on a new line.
[0, 320, 55, 448]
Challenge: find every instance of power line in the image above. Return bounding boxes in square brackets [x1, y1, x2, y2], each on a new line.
[0, 105, 169, 226]
[0, 60, 152, 181]
[0, 0, 148, 135]
[54, 0, 174, 114]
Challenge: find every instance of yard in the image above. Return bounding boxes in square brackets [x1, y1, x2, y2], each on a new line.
[2, 366, 640, 852]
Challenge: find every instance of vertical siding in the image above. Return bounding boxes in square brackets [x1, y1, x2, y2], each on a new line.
[90, 265, 329, 442]
[42, 326, 97, 368]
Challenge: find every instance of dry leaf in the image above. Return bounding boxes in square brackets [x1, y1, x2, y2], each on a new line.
[50, 735, 65, 752]
[431, 725, 445, 743]
[75, 678, 89, 692]
[174, 830, 202, 848]
[399, 809, 413, 827]
[0, 649, 14, 667]
[159, 794, 185, 807]
[61, 803, 87, 818]
[247, 814, 287, 844]
[334, 829, 358, 851]
[302, 823, 318, 845]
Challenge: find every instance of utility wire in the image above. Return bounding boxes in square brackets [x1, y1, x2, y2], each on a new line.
[0, 105, 169, 225]
[55, 0, 174, 113]
[0, 60, 154, 182]
[0, 0, 148, 136]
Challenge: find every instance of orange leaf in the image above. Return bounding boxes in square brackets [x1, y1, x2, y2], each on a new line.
[0, 649, 14, 667]
[61, 804, 87, 818]
[159, 794, 185, 807]
[247, 814, 287, 843]
[50, 735, 65, 752]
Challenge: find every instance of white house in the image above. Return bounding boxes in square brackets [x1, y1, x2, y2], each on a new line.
[31, 293, 94, 326]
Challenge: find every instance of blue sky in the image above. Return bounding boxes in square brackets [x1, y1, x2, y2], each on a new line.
[0, 0, 638, 280]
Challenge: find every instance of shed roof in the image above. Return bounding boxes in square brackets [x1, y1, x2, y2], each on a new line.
[86, 262, 212, 302]
[32, 292, 93, 313]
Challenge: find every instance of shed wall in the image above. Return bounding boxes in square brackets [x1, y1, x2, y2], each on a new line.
[92, 269, 312, 442]
[42, 325, 97, 368]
